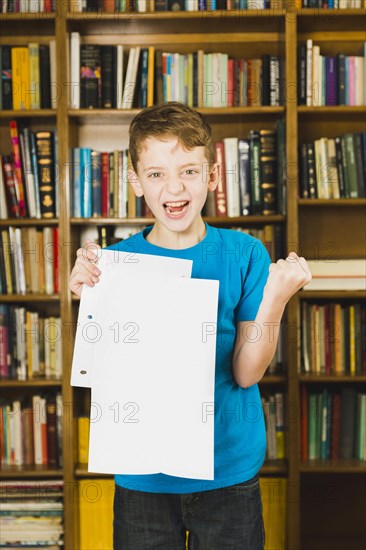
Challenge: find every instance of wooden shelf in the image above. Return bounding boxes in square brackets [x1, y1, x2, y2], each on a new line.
[299, 291, 366, 299]
[0, 294, 60, 302]
[66, 9, 286, 20]
[260, 375, 287, 384]
[298, 106, 366, 115]
[300, 459, 366, 473]
[298, 199, 366, 206]
[299, 374, 366, 383]
[0, 12, 56, 21]
[75, 464, 113, 478]
[0, 379, 62, 388]
[0, 464, 63, 478]
[68, 106, 285, 123]
[260, 459, 287, 475]
[0, 109, 56, 118]
[70, 215, 285, 226]
[0, 218, 59, 226]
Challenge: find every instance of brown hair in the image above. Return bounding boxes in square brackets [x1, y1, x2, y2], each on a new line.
[129, 102, 215, 172]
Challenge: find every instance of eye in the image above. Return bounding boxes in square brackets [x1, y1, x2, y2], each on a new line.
[184, 169, 198, 176]
[148, 172, 161, 179]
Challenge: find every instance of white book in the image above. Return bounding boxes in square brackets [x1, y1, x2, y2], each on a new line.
[306, 39, 313, 107]
[43, 227, 54, 295]
[55, 317, 62, 380]
[21, 129, 37, 217]
[319, 137, 330, 199]
[31, 311, 40, 377]
[15, 227, 26, 294]
[8, 227, 20, 293]
[312, 44, 320, 106]
[16, 307, 27, 381]
[354, 56, 364, 106]
[303, 259, 366, 291]
[122, 47, 141, 109]
[116, 45, 124, 109]
[49, 39, 57, 109]
[70, 32, 80, 109]
[44, 318, 51, 379]
[223, 137, 240, 217]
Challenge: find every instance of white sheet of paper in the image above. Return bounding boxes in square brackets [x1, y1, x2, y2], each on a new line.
[71, 250, 193, 388]
[87, 270, 219, 480]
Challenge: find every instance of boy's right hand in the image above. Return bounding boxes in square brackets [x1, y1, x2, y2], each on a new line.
[69, 239, 102, 297]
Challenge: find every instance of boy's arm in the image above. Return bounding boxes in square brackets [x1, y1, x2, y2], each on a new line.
[232, 252, 312, 389]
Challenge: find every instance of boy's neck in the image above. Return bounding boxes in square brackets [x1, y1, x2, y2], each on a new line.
[146, 217, 207, 250]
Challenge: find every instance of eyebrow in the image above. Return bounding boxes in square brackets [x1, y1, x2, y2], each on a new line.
[144, 163, 201, 173]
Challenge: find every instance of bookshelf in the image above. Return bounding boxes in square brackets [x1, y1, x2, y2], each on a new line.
[1, 3, 365, 549]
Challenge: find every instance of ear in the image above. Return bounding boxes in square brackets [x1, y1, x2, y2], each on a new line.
[207, 162, 220, 192]
[128, 169, 144, 197]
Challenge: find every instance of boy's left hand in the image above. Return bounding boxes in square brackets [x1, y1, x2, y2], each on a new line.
[264, 252, 312, 306]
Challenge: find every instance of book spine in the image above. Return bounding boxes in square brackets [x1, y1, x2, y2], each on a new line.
[35, 130, 56, 218]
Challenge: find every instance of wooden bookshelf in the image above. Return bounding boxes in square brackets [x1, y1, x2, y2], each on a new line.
[1, 4, 365, 549]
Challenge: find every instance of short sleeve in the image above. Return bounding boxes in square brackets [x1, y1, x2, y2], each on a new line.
[235, 239, 271, 322]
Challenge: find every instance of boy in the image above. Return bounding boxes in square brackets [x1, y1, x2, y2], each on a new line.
[69, 102, 311, 549]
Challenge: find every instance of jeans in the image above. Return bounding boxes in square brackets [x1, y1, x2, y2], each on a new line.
[113, 474, 265, 550]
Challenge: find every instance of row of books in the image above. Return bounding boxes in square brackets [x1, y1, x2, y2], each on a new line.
[72, 121, 286, 219]
[298, 41, 366, 106]
[300, 387, 366, 461]
[262, 392, 286, 460]
[0, 226, 60, 295]
[68, 0, 365, 11]
[0, 43, 56, 111]
[0, 1, 56, 12]
[301, 302, 366, 376]
[70, 34, 285, 109]
[0, 393, 63, 467]
[0, 479, 64, 549]
[298, 132, 366, 199]
[0, 123, 58, 219]
[0, 305, 62, 381]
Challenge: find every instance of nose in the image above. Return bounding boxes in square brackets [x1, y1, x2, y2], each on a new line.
[165, 177, 185, 195]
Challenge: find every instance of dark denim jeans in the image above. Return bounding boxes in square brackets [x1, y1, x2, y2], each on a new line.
[113, 474, 265, 550]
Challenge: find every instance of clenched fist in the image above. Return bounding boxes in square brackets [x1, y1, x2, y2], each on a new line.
[69, 239, 102, 297]
[264, 252, 312, 306]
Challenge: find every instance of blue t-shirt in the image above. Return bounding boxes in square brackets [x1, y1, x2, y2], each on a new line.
[106, 222, 271, 494]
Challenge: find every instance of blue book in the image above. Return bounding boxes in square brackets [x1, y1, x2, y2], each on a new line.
[91, 150, 102, 217]
[81, 148, 92, 218]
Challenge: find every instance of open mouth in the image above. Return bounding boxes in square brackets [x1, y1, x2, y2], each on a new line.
[163, 201, 190, 215]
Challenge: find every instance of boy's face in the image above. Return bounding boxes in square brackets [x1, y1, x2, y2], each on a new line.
[129, 136, 219, 235]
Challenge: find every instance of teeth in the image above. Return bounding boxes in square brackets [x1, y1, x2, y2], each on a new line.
[164, 201, 188, 207]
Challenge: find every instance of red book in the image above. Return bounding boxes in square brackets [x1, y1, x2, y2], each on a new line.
[214, 141, 227, 217]
[44, 0, 52, 11]
[9, 121, 26, 217]
[101, 152, 110, 217]
[2, 156, 20, 218]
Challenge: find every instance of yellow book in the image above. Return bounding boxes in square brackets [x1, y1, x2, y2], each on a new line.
[11, 47, 31, 110]
[147, 46, 155, 107]
[334, 303, 343, 374]
[28, 43, 40, 109]
[260, 477, 287, 550]
[78, 417, 90, 464]
[79, 479, 115, 550]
